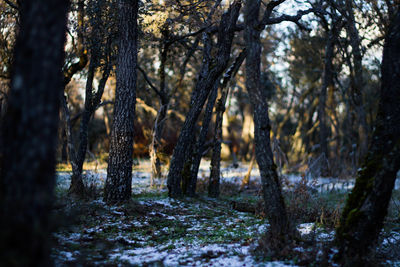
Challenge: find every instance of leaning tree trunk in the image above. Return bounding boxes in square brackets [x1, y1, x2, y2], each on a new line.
[335, 7, 400, 265]
[209, 50, 246, 198]
[244, 0, 291, 241]
[69, 51, 111, 196]
[167, 0, 241, 198]
[187, 82, 219, 196]
[104, 0, 138, 203]
[0, 0, 69, 265]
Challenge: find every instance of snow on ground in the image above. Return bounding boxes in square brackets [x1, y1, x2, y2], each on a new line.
[52, 194, 300, 266]
[56, 161, 400, 195]
[53, 160, 400, 266]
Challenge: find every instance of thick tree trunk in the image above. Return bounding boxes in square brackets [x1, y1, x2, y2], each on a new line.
[245, 0, 291, 240]
[0, 0, 69, 265]
[104, 0, 138, 203]
[167, 1, 241, 198]
[336, 8, 400, 265]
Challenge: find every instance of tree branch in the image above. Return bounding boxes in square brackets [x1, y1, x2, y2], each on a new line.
[137, 66, 163, 98]
[260, 8, 317, 29]
[4, 0, 18, 10]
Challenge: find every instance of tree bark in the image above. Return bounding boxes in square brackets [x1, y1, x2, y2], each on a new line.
[104, 0, 138, 203]
[167, 1, 241, 198]
[244, 0, 291, 240]
[209, 50, 246, 198]
[336, 7, 400, 265]
[187, 82, 218, 197]
[0, 0, 69, 265]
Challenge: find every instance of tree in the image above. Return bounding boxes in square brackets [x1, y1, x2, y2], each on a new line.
[167, 0, 242, 198]
[335, 6, 400, 265]
[316, 3, 342, 175]
[0, 0, 69, 265]
[208, 49, 246, 198]
[244, 0, 315, 244]
[104, 0, 138, 203]
[67, 0, 114, 196]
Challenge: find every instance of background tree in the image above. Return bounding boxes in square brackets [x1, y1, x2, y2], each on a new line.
[335, 6, 400, 265]
[66, 0, 115, 196]
[0, 0, 69, 265]
[167, 0, 242, 198]
[104, 0, 138, 203]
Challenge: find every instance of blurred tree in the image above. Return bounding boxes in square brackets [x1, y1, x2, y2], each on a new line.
[336, 6, 400, 265]
[0, 0, 69, 265]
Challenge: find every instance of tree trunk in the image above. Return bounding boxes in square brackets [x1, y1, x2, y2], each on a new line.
[187, 82, 218, 196]
[343, 0, 369, 161]
[104, 0, 138, 203]
[209, 50, 246, 198]
[69, 54, 111, 196]
[318, 18, 339, 176]
[150, 27, 170, 180]
[336, 8, 400, 265]
[0, 0, 69, 265]
[244, 0, 291, 241]
[167, 1, 241, 198]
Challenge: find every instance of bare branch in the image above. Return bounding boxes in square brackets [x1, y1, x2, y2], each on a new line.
[3, 0, 18, 10]
[137, 66, 163, 98]
[261, 8, 317, 28]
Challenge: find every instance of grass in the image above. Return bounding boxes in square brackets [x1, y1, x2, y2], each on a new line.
[51, 166, 400, 266]
[51, 191, 268, 266]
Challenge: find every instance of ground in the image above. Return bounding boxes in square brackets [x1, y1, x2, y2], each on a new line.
[51, 160, 400, 266]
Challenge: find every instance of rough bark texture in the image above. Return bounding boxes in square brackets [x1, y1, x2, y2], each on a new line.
[167, 1, 241, 198]
[0, 0, 69, 265]
[209, 50, 246, 198]
[336, 8, 400, 265]
[104, 0, 138, 203]
[245, 0, 291, 239]
[187, 82, 218, 197]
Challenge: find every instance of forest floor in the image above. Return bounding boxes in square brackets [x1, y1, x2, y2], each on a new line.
[51, 160, 400, 266]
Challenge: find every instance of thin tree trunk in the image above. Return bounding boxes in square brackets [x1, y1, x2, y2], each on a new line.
[318, 16, 339, 176]
[69, 50, 111, 196]
[0, 0, 69, 265]
[245, 0, 291, 240]
[209, 50, 246, 198]
[241, 150, 256, 190]
[167, 1, 241, 198]
[335, 8, 400, 265]
[187, 82, 218, 197]
[343, 0, 369, 161]
[104, 0, 138, 203]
